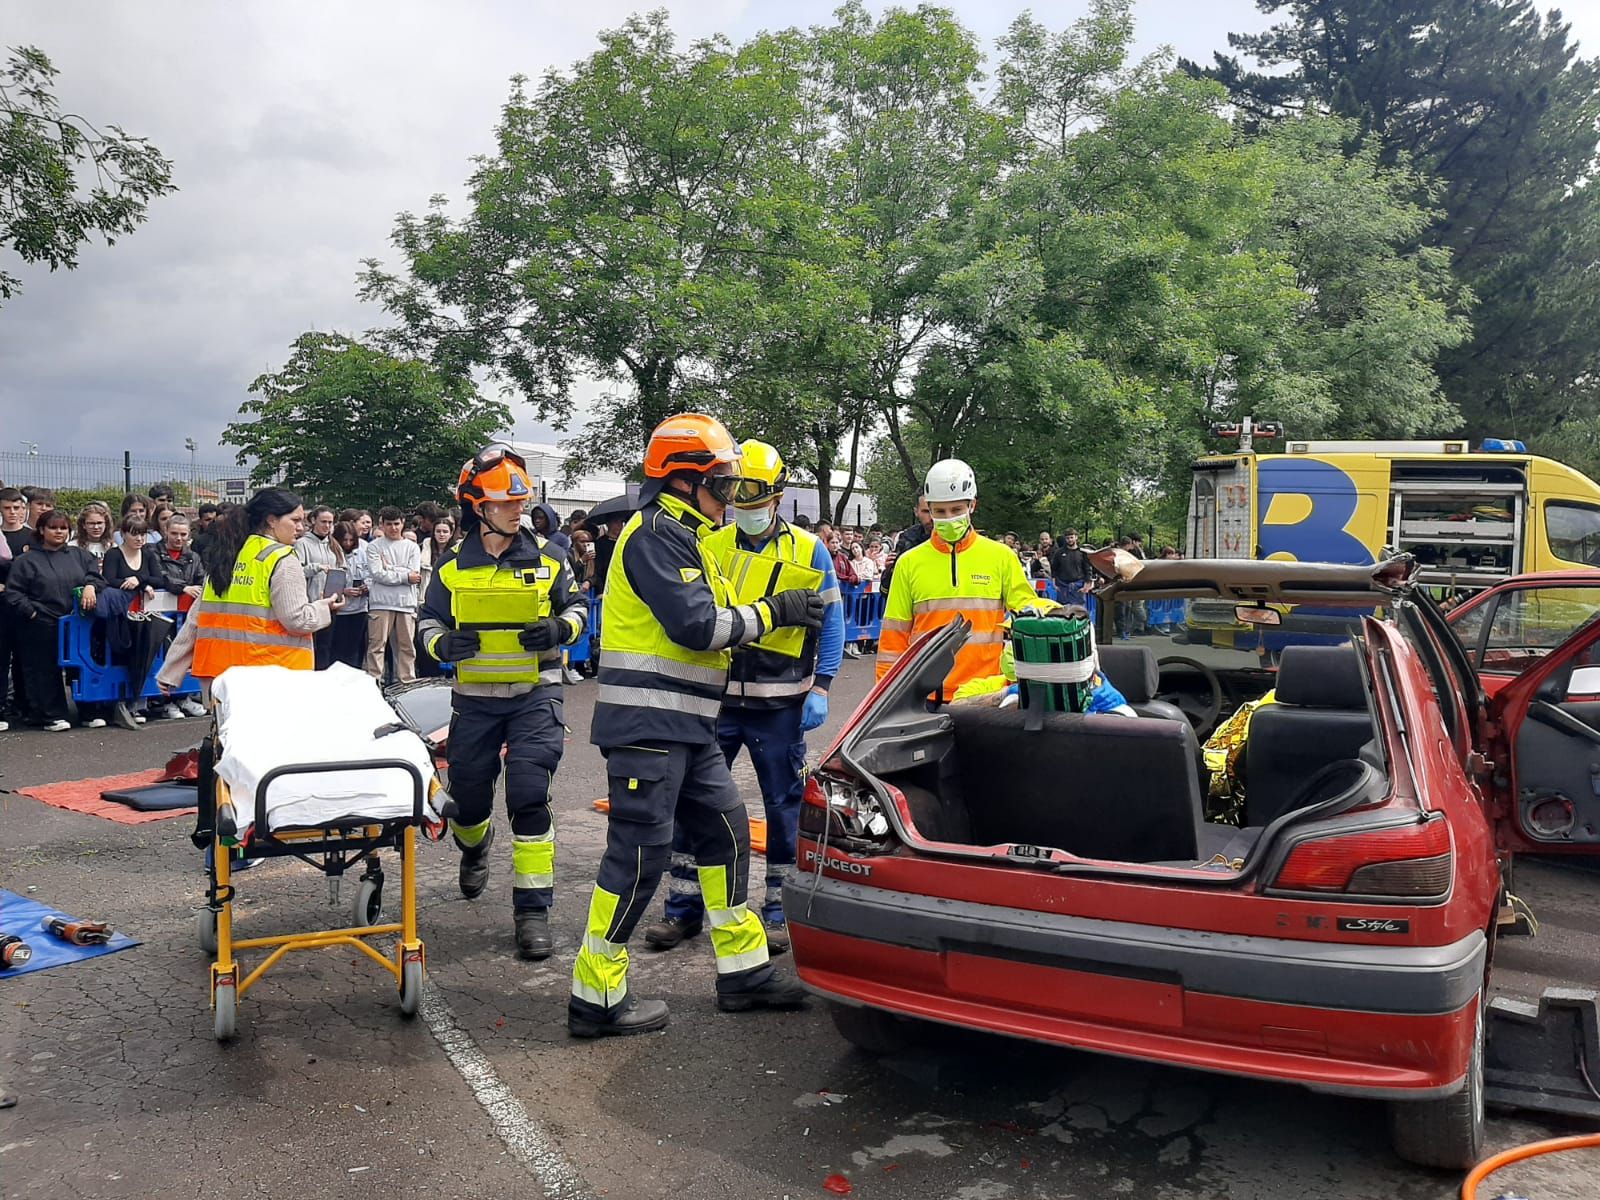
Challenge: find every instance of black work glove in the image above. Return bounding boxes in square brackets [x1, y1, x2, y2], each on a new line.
[434, 629, 481, 663]
[518, 616, 565, 652]
[764, 588, 825, 631]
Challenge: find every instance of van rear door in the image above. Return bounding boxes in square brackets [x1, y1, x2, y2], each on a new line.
[1188, 454, 1252, 559]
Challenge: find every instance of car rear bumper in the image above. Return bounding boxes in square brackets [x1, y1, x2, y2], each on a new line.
[784, 876, 1484, 1098]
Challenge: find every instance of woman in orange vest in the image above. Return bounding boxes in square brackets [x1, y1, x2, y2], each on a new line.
[159, 487, 344, 695]
[160, 488, 344, 853]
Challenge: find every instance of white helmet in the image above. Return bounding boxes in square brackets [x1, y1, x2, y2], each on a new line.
[924, 458, 977, 503]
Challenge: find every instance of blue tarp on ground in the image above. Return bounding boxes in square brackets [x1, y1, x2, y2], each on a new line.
[0, 889, 139, 978]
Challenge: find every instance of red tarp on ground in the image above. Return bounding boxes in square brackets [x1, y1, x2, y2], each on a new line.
[14, 769, 196, 825]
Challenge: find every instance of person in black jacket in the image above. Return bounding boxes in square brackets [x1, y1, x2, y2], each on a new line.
[3, 511, 102, 730]
[879, 497, 932, 595]
[102, 518, 165, 606]
[1050, 528, 1095, 606]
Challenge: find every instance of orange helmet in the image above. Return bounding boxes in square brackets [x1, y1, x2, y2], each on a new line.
[643, 413, 741, 479]
[457, 444, 533, 510]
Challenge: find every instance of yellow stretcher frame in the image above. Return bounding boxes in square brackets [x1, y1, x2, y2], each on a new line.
[201, 759, 433, 1042]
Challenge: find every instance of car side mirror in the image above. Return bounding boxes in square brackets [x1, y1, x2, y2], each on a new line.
[1536, 662, 1574, 705]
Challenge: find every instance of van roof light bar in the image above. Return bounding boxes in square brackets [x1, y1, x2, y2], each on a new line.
[1209, 417, 1284, 453]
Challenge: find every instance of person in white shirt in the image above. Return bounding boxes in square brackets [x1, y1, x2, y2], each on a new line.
[364, 505, 422, 682]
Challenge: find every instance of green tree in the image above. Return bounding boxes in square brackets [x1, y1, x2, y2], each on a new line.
[1189, 0, 1600, 447]
[362, 13, 853, 475]
[225, 332, 509, 512]
[0, 46, 175, 306]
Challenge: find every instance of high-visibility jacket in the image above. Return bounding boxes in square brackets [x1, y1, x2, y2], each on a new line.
[192, 534, 314, 678]
[590, 491, 776, 747]
[875, 528, 1038, 702]
[416, 528, 584, 698]
[705, 521, 833, 708]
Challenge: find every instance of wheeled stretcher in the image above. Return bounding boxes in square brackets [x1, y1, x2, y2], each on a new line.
[195, 665, 444, 1041]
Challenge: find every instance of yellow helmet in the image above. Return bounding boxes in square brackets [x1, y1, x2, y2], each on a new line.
[728, 439, 789, 506]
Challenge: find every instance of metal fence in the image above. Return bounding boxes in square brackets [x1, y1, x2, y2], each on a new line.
[0, 451, 258, 504]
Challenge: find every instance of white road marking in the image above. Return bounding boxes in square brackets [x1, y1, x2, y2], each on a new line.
[419, 981, 587, 1198]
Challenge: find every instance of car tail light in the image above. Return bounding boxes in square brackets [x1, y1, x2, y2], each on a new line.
[800, 771, 895, 847]
[1271, 815, 1452, 897]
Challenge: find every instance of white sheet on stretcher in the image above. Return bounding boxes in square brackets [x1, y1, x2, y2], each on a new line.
[213, 664, 439, 831]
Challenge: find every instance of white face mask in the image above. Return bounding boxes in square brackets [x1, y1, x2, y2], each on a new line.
[733, 504, 775, 537]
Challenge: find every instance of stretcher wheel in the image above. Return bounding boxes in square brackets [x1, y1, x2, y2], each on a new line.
[213, 981, 237, 1041]
[351, 878, 383, 927]
[197, 909, 218, 954]
[399, 958, 423, 1018]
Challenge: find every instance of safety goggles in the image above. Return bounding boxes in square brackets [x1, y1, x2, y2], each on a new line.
[724, 476, 784, 506]
[465, 443, 528, 480]
[701, 474, 747, 505]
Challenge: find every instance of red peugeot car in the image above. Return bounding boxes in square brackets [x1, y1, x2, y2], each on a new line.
[785, 558, 1600, 1169]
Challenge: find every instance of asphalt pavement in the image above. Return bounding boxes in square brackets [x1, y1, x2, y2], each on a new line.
[2, 658, 1595, 1200]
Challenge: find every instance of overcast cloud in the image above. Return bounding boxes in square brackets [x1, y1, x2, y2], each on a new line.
[4, 1, 1595, 466]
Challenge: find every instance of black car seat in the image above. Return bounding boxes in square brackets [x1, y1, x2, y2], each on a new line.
[1097, 645, 1189, 725]
[951, 705, 1203, 862]
[1243, 645, 1376, 827]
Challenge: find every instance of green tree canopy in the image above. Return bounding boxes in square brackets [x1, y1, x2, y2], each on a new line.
[0, 45, 175, 307]
[1189, 0, 1600, 465]
[225, 332, 510, 512]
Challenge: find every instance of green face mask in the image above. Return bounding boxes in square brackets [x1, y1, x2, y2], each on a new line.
[935, 516, 970, 543]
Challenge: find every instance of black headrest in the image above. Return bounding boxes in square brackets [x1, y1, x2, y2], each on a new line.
[1097, 645, 1159, 704]
[1276, 645, 1367, 709]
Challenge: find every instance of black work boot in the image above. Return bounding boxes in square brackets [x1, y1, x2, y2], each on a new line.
[642, 914, 702, 950]
[514, 910, 553, 961]
[717, 969, 809, 1013]
[456, 825, 495, 900]
[764, 921, 791, 956]
[568, 996, 671, 1039]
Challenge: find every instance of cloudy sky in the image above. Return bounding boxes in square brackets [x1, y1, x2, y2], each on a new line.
[4, 1, 1598, 468]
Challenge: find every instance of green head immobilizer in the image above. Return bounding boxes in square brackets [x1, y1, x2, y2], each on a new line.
[1010, 610, 1096, 731]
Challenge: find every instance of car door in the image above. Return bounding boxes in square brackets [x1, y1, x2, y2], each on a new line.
[1447, 577, 1600, 699]
[1486, 611, 1600, 855]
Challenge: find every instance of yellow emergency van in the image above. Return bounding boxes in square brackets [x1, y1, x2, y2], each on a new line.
[1186, 421, 1600, 588]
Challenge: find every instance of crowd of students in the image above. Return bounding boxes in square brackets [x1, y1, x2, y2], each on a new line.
[0, 483, 639, 733]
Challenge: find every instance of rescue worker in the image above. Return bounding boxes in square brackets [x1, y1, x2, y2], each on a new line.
[876, 458, 1039, 702]
[416, 445, 587, 960]
[569, 414, 824, 1037]
[641, 440, 844, 955]
[157, 487, 343, 852]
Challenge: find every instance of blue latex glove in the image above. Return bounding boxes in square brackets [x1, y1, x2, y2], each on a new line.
[800, 690, 829, 732]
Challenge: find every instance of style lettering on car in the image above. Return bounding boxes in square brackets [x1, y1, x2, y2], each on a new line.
[804, 849, 873, 877]
[1337, 916, 1411, 934]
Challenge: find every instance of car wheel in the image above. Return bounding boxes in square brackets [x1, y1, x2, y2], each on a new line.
[827, 1001, 920, 1055]
[1387, 991, 1485, 1169]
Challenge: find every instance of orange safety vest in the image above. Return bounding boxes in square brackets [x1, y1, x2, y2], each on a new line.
[876, 528, 1039, 702]
[192, 534, 315, 678]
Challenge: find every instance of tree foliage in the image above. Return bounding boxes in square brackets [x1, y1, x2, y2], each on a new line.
[364, 3, 1486, 537]
[226, 332, 510, 512]
[1190, 0, 1600, 466]
[0, 45, 175, 307]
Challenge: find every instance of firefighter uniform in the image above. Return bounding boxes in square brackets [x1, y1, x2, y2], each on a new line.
[418, 527, 584, 919]
[659, 516, 843, 933]
[569, 414, 821, 1036]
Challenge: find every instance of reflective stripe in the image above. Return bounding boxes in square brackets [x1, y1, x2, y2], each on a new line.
[711, 609, 736, 647]
[540, 668, 564, 686]
[735, 603, 766, 637]
[819, 587, 841, 605]
[450, 817, 492, 848]
[725, 674, 814, 699]
[192, 625, 313, 650]
[472, 650, 542, 662]
[714, 946, 772, 974]
[876, 649, 903, 663]
[968, 630, 1006, 645]
[912, 596, 1007, 615]
[572, 886, 630, 1010]
[880, 617, 913, 633]
[512, 831, 555, 891]
[597, 684, 721, 718]
[581, 932, 626, 957]
[604, 651, 727, 687]
[202, 600, 274, 617]
[254, 543, 281, 561]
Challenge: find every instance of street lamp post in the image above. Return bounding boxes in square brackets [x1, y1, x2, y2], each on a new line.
[184, 437, 197, 506]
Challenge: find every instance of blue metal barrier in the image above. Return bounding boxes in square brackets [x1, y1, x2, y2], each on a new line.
[840, 581, 885, 645]
[57, 610, 200, 705]
[566, 594, 601, 667]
